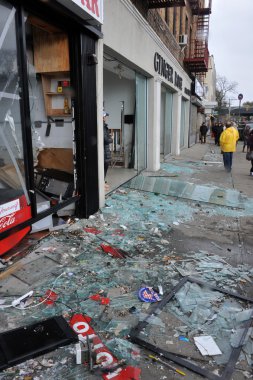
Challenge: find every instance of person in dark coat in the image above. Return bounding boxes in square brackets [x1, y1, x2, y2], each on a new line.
[200, 122, 208, 144]
[247, 129, 253, 175]
[216, 123, 224, 146]
[103, 112, 113, 178]
[212, 122, 219, 145]
[243, 125, 251, 152]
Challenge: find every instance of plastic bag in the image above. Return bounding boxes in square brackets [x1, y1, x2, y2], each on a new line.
[246, 151, 253, 161]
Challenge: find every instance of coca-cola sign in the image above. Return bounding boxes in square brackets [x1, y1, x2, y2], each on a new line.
[0, 195, 31, 256]
[0, 199, 20, 218]
[0, 213, 16, 230]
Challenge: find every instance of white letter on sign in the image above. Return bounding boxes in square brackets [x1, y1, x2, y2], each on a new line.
[72, 321, 89, 334]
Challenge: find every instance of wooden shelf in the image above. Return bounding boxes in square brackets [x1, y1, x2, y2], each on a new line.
[31, 23, 71, 117]
[45, 92, 69, 96]
[41, 74, 71, 117]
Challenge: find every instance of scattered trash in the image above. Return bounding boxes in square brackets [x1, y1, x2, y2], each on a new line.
[84, 227, 102, 235]
[40, 359, 55, 368]
[138, 287, 161, 303]
[129, 306, 137, 314]
[149, 355, 186, 376]
[40, 289, 58, 306]
[179, 335, 189, 342]
[194, 336, 222, 356]
[89, 293, 110, 305]
[100, 244, 128, 259]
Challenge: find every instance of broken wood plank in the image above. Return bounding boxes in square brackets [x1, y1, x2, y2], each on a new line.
[0, 262, 22, 280]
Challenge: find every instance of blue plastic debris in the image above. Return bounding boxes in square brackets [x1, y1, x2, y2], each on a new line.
[179, 335, 189, 342]
[138, 287, 161, 303]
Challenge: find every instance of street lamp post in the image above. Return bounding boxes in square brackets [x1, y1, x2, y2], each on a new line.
[238, 93, 243, 123]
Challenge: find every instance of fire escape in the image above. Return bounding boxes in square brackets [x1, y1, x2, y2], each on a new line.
[147, 0, 186, 8]
[184, 0, 212, 77]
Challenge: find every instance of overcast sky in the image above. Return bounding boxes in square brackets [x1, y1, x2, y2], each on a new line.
[209, 0, 253, 104]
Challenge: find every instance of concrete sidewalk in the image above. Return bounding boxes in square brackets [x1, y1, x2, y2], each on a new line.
[0, 138, 252, 380]
[174, 138, 252, 197]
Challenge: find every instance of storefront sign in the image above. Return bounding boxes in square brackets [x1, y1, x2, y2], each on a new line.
[154, 52, 183, 89]
[0, 199, 20, 218]
[57, 0, 103, 24]
[70, 314, 141, 379]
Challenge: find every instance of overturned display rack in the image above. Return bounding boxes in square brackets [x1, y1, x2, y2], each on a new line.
[130, 276, 253, 380]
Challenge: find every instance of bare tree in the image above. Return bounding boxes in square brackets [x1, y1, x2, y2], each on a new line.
[243, 101, 253, 108]
[216, 75, 238, 110]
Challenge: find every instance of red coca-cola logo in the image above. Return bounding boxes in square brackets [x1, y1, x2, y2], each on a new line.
[0, 213, 16, 230]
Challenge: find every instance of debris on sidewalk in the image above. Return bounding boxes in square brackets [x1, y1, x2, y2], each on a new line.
[138, 287, 161, 303]
[0, 157, 253, 379]
[100, 244, 129, 259]
[194, 335, 222, 356]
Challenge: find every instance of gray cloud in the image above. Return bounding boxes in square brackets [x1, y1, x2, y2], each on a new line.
[209, 0, 253, 103]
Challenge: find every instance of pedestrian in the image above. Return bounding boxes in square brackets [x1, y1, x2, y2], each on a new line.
[243, 124, 251, 152]
[246, 129, 253, 175]
[216, 123, 223, 146]
[103, 111, 113, 189]
[199, 122, 208, 144]
[212, 122, 218, 145]
[219, 121, 239, 173]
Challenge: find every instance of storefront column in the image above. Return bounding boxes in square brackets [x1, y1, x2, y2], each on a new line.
[171, 92, 182, 156]
[147, 77, 161, 171]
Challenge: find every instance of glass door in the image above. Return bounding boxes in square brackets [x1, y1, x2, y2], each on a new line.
[164, 90, 173, 155]
[0, 1, 31, 255]
[25, 14, 76, 222]
[180, 99, 186, 148]
[135, 73, 147, 172]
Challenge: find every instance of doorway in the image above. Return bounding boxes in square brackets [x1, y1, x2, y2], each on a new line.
[103, 54, 147, 191]
[25, 15, 76, 229]
[160, 87, 173, 157]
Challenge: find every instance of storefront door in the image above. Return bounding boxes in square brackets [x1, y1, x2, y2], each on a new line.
[180, 99, 186, 148]
[0, 1, 32, 254]
[164, 90, 173, 156]
[135, 73, 147, 172]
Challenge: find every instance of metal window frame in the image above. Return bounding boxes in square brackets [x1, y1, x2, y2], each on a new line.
[130, 276, 253, 380]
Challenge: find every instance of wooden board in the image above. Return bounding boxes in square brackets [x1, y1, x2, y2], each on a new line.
[33, 27, 70, 73]
[0, 262, 22, 280]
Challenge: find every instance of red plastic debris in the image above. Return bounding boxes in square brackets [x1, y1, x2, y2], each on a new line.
[69, 314, 141, 380]
[84, 227, 102, 235]
[103, 366, 141, 380]
[40, 289, 58, 306]
[90, 293, 101, 301]
[89, 294, 110, 305]
[100, 297, 110, 305]
[100, 244, 128, 259]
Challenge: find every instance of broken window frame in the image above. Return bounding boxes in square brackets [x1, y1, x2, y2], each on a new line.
[130, 276, 253, 380]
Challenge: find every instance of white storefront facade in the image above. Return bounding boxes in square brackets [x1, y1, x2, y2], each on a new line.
[102, 0, 192, 176]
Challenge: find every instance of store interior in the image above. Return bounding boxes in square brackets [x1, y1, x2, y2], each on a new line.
[103, 53, 144, 192]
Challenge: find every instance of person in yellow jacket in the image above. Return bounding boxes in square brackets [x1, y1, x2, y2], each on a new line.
[219, 121, 239, 172]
